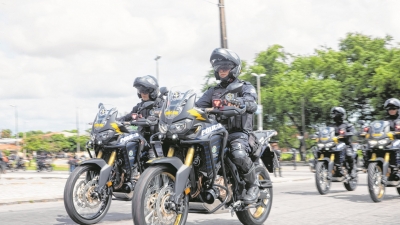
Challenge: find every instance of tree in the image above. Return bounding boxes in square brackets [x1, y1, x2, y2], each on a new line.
[1, 129, 12, 138]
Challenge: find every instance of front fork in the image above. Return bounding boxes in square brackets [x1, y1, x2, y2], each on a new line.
[370, 152, 390, 184]
[167, 146, 195, 202]
[319, 153, 335, 179]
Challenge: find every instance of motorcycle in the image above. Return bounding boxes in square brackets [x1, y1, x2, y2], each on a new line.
[132, 82, 275, 225]
[37, 159, 53, 172]
[359, 120, 400, 202]
[63, 88, 167, 225]
[14, 159, 27, 171]
[313, 126, 358, 195]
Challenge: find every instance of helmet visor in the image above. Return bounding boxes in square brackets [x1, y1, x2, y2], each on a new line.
[213, 62, 235, 72]
[137, 86, 153, 94]
[385, 104, 399, 110]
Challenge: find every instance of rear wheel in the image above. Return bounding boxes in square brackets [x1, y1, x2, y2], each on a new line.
[236, 166, 272, 225]
[132, 165, 188, 225]
[315, 161, 331, 195]
[367, 162, 385, 202]
[64, 164, 112, 224]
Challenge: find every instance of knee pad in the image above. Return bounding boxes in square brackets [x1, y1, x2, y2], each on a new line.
[230, 142, 253, 172]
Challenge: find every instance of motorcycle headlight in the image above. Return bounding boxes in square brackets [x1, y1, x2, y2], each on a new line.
[317, 144, 325, 148]
[325, 142, 335, 148]
[159, 123, 168, 134]
[98, 130, 115, 141]
[368, 140, 378, 146]
[170, 121, 187, 133]
[378, 138, 389, 145]
[169, 119, 192, 134]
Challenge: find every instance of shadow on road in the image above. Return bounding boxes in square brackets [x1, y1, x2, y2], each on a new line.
[55, 212, 132, 225]
[187, 217, 242, 225]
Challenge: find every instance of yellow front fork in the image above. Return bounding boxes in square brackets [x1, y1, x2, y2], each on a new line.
[167, 147, 175, 157]
[184, 146, 195, 166]
[108, 150, 117, 166]
[97, 150, 103, 159]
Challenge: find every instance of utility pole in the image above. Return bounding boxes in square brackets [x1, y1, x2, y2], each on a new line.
[218, 0, 228, 48]
[76, 107, 80, 153]
[301, 97, 306, 161]
[154, 55, 161, 82]
[10, 105, 18, 147]
[251, 73, 266, 130]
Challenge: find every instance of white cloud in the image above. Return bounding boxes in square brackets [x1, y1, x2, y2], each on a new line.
[0, 0, 399, 133]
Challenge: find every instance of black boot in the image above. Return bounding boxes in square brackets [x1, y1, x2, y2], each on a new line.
[242, 166, 260, 204]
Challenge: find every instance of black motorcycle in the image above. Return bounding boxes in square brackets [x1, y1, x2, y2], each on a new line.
[37, 159, 53, 172]
[360, 120, 400, 202]
[63, 99, 164, 224]
[132, 83, 275, 225]
[313, 126, 358, 195]
[14, 159, 26, 171]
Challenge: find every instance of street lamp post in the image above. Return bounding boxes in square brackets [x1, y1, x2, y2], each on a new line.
[23, 121, 28, 158]
[251, 73, 266, 131]
[154, 55, 161, 82]
[9, 105, 18, 146]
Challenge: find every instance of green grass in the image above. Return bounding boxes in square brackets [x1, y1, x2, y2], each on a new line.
[26, 164, 69, 171]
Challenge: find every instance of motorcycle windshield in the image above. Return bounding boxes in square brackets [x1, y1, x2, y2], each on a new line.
[369, 120, 390, 139]
[164, 86, 195, 120]
[92, 104, 118, 133]
[318, 127, 335, 143]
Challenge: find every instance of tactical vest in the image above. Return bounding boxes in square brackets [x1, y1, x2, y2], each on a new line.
[210, 81, 254, 133]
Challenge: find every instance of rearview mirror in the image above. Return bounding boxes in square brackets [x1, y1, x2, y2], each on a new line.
[159, 87, 168, 97]
[98, 103, 104, 109]
[138, 101, 155, 113]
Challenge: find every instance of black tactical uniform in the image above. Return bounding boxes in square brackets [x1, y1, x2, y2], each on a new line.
[329, 107, 357, 178]
[120, 75, 162, 159]
[195, 48, 259, 204]
[383, 98, 400, 166]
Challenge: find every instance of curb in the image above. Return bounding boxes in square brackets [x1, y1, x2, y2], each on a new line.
[0, 198, 63, 206]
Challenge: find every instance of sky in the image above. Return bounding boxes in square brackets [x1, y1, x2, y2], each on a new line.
[1, 0, 399, 135]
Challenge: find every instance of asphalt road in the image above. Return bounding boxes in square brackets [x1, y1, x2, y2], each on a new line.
[0, 167, 399, 225]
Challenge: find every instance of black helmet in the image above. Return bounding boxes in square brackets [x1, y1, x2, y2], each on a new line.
[210, 48, 241, 82]
[330, 107, 346, 120]
[383, 98, 400, 110]
[133, 75, 159, 100]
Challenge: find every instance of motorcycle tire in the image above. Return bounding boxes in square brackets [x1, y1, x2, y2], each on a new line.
[397, 187, 400, 195]
[132, 165, 189, 225]
[315, 161, 331, 195]
[367, 162, 385, 202]
[236, 165, 273, 225]
[64, 164, 112, 224]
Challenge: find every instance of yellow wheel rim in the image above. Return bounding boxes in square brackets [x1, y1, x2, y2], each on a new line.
[173, 214, 182, 225]
[253, 206, 265, 218]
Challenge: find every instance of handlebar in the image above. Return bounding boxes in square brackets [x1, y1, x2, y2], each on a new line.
[207, 105, 246, 117]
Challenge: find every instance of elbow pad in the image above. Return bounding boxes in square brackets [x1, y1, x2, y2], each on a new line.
[245, 100, 258, 113]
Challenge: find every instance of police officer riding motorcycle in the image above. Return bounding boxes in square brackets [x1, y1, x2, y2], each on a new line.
[195, 48, 260, 204]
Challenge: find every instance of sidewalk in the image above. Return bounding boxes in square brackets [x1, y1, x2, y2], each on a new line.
[0, 165, 312, 206]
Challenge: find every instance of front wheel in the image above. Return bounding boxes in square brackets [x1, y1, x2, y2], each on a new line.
[315, 161, 331, 195]
[64, 164, 112, 224]
[132, 165, 189, 225]
[236, 166, 273, 225]
[368, 162, 385, 202]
